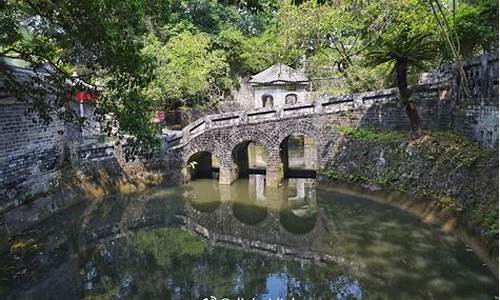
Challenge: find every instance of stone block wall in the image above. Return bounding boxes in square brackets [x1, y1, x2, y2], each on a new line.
[420, 53, 499, 148]
[319, 53, 499, 148]
[0, 102, 65, 210]
[68, 141, 169, 187]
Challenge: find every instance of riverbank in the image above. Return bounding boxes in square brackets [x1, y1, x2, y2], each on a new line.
[0, 162, 168, 255]
[321, 126, 498, 268]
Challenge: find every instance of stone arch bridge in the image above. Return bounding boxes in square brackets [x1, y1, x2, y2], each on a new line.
[164, 88, 401, 186]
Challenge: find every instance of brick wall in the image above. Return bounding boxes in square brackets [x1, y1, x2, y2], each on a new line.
[418, 52, 499, 148]
[0, 103, 65, 210]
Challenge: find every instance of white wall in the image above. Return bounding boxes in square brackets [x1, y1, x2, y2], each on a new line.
[252, 84, 308, 109]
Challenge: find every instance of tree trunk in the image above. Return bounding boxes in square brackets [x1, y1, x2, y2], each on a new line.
[396, 58, 422, 137]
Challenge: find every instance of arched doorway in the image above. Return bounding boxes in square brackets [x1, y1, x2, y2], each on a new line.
[186, 151, 220, 180]
[279, 133, 317, 178]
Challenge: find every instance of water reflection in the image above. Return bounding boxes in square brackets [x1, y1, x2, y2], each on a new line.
[1, 177, 497, 300]
[184, 179, 221, 212]
[186, 176, 318, 234]
[80, 228, 365, 300]
[249, 174, 266, 201]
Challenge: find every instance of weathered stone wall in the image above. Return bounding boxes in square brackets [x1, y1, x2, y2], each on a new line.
[0, 102, 65, 210]
[320, 130, 498, 260]
[419, 52, 499, 148]
[0, 62, 173, 212]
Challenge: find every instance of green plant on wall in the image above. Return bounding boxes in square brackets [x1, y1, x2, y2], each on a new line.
[188, 161, 198, 171]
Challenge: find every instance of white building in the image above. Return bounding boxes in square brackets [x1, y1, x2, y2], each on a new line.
[250, 64, 309, 109]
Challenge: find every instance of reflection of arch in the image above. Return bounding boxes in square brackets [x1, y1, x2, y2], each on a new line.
[232, 202, 268, 225]
[262, 94, 274, 108]
[285, 93, 298, 105]
[279, 209, 316, 234]
[249, 174, 266, 201]
[186, 179, 221, 212]
[280, 179, 317, 234]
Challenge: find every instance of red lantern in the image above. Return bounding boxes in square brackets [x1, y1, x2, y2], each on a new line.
[85, 92, 91, 102]
[157, 111, 165, 123]
[76, 91, 83, 103]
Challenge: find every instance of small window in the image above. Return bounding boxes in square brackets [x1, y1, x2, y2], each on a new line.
[262, 94, 274, 108]
[285, 94, 298, 105]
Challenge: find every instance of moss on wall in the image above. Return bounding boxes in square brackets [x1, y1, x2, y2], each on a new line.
[323, 126, 498, 254]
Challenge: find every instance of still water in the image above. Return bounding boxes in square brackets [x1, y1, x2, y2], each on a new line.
[1, 176, 496, 300]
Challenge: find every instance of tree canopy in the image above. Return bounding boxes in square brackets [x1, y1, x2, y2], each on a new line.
[1, 0, 497, 154]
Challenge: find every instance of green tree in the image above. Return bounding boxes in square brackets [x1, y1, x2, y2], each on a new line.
[0, 0, 158, 157]
[141, 30, 231, 110]
[367, 33, 436, 136]
[453, 0, 499, 58]
[0, 0, 272, 155]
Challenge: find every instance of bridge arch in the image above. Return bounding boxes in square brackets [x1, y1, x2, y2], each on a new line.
[220, 127, 281, 185]
[272, 120, 325, 179]
[181, 133, 224, 182]
[186, 151, 215, 179]
[231, 140, 268, 179]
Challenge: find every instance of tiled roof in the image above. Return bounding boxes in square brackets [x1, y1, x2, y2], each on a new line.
[250, 63, 309, 84]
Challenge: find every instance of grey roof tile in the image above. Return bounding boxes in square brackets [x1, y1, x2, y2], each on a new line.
[250, 63, 309, 84]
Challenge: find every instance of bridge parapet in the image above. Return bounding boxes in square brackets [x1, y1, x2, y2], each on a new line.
[164, 87, 402, 151]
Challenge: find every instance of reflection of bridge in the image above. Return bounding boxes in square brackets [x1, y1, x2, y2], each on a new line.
[183, 179, 328, 249]
[164, 89, 400, 186]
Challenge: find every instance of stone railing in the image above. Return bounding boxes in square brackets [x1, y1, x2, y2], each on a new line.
[164, 88, 401, 150]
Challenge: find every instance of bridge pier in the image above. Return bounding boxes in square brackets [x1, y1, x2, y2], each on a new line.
[219, 165, 238, 185]
[266, 164, 284, 187]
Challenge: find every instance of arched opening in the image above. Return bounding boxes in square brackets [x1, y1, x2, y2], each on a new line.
[279, 133, 317, 178]
[186, 151, 220, 180]
[262, 94, 274, 108]
[232, 202, 268, 225]
[285, 93, 298, 105]
[232, 141, 267, 179]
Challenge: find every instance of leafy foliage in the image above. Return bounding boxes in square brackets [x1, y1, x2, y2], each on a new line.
[128, 228, 206, 267]
[141, 30, 231, 110]
[0, 0, 497, 154]
[452, 0, 499, 58]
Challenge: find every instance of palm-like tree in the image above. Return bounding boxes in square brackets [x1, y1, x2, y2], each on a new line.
[367, 32, 436, 136]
